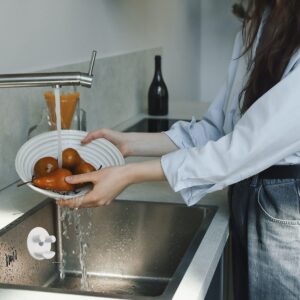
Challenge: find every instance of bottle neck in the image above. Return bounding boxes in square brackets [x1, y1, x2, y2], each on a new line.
[154, 56, 162, 79]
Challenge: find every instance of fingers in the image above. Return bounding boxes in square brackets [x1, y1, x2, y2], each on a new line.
[65, 172, 96, 184]
[57, 195, 85, 208]
[56, 194, 114, 208]
[81, 130, 106, 144]
[57, 195, 95, 208]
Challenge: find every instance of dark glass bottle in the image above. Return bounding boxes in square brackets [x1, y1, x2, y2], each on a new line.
[148, 55, 168, 116]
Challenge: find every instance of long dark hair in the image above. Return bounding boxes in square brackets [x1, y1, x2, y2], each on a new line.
[233, 0, 300, 113]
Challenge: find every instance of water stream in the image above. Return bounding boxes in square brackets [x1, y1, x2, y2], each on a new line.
[54, 86, 62, 168]
[54, 86, 90, 290]
[73, 210, 89, 290]
[60, 207, 92, 290]
[59, 207, 68, 280]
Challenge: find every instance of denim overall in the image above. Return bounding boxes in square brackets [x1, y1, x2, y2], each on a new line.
[229, 176, 300, 300]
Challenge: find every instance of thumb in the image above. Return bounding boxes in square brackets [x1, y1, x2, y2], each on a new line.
[65, 172, 95, 184]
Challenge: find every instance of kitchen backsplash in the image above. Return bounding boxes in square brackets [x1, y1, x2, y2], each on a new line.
[0, 48, 161, 190]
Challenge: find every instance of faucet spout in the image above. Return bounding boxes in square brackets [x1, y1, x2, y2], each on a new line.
[0, 50, 97, 88]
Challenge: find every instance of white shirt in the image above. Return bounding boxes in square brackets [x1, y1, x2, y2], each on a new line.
[161, 27, 300, 206]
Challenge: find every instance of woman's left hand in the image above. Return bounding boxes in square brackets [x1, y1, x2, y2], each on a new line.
[56, 165, 130, 208]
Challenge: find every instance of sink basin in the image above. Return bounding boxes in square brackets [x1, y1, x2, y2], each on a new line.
[0, 199, 216, 299]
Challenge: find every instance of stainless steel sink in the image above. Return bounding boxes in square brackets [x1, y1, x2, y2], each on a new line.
[0, 199, 216, 299]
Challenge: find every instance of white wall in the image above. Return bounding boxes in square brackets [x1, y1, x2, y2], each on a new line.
[199, 0, 240, 102]
[0, 0, 147, 71]
[144, 0, 202, 102]
[0, 0, 239, 103]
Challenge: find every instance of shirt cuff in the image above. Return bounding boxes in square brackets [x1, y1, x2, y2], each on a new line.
[161, 150, 214, 206]
[163, 117, 197, 149]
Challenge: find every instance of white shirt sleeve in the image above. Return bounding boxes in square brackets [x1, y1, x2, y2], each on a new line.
[161, 61, 300, 206]
[164, 85, 226, 149]
[164, 31, 243, 149]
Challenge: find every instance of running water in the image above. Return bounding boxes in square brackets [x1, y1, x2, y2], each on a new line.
[55, 86, 91, 289]
[55, 87, 64, 279]
[54, 86, 62, 168]
[61, 208, 92, 290]
[73, 210, 90, 290]
[59, 207, 68, 280]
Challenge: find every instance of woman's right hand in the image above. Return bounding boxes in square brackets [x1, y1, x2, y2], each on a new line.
[81, 128, 131, 157]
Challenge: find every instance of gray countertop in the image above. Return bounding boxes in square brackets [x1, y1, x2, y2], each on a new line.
[0, 101, 230, 300]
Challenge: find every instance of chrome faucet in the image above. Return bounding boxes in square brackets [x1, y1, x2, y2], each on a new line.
[0, 50, 97, 88]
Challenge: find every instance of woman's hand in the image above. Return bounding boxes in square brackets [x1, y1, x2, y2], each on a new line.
[56, 165, 130, 208]
[81, 128, 131, 157]
[82, 129, 178, 157]
[56, 160, 166, 208]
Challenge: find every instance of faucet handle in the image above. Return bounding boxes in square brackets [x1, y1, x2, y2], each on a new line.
[88, 50, 97, 76]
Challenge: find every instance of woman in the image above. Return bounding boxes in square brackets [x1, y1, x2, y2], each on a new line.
[58, 1, 300, 299]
